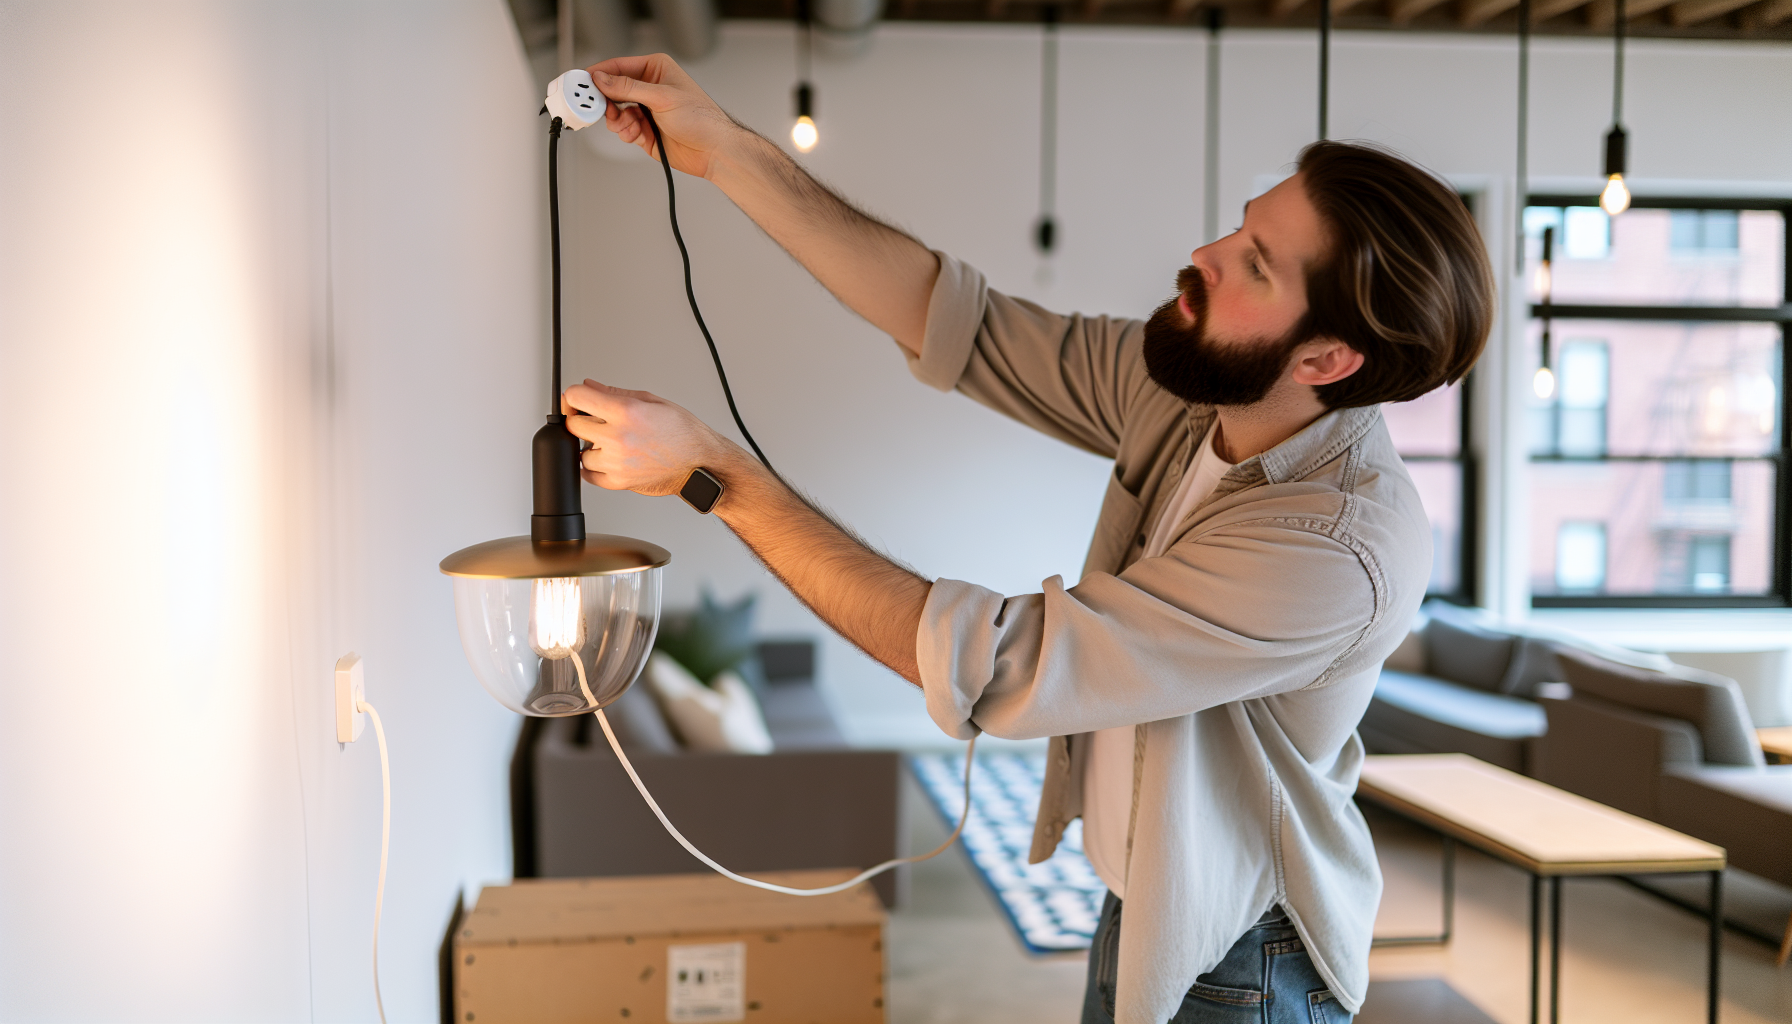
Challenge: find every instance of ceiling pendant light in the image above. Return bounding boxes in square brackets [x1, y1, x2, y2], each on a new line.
[440, 81, 669, 718]
[1034, 5, 1059, 255]
[1534, 225, 1557, 400]
[791, 0, 818, 154]
[1599, 0, 1631, 216]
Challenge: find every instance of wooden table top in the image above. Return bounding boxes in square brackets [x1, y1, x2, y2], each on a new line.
[1358, 754, 1726, 876]
[1759, 726, 1792, 760]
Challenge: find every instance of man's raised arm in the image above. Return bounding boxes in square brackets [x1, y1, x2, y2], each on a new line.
[589, 54, 939, 356]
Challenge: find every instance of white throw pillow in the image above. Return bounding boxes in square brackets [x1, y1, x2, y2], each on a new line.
[644, 652, 774, 755]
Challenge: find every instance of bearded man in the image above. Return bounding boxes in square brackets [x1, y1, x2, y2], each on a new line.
[565, 54, 1493, 1024]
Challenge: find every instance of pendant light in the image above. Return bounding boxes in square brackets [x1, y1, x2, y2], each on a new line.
[791, 0, 818, 153]
[1599, 0, 1631, 216]
[1534, 225, 1557, 400]
[1034, 5, 1059, 255]
[439, 92, 669, 718]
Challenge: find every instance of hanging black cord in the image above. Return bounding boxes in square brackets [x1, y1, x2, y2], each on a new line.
[1317, 0, 1331, 141]
[548, 117, 564, 416]
[1613, 0, 1626, 126]
[640, 108, 775, 473]
[1516, 0, 1530, 274]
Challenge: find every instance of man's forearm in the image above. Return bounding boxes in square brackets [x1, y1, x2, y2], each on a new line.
[709, 131, 939, 356]
[707, 448, 930, 686]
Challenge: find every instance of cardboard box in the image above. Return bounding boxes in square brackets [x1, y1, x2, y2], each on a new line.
[453, 870, 886, 1024]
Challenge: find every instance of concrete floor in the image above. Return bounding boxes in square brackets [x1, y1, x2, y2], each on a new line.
[885, 776, 1792, 1023]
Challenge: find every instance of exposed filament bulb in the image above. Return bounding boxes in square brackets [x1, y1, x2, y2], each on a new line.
[529, 577, 584, 657]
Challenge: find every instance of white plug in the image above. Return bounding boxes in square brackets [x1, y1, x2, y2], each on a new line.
[545, 69, 605, 131]
[335, 653, 366, 743]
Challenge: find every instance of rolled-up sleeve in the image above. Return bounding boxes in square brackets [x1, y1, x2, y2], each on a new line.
[903, 251, 1155, 460]
[917, 521, 1381, 741]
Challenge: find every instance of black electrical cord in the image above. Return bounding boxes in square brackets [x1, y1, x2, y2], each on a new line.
[541, 107, 774, 475]
[548, 117, 566, 416]
[640, 108, 775, 473]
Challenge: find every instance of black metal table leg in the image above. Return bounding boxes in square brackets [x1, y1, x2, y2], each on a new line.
[1529, 874, 1542, 1024]
[1442, 836, 1456, 942]
[1709, 870, 1723, 1024]
[1549, 875, 1562, 1024]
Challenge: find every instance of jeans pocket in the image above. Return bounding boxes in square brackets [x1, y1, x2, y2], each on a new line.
[1307, 988, 1352, 1024]
[1172, 982, 1265, 1024]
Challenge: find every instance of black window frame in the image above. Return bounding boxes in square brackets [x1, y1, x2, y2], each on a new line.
[1526, 193, 1792, 609]
[1397, 374, 1477, 606]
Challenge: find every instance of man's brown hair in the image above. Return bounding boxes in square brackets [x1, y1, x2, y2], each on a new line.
[1295, 141, 1495, 408]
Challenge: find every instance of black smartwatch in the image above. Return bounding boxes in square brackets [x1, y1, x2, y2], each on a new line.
[679, 468, 724, 514]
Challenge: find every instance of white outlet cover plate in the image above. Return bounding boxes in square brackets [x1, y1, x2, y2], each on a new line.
[335, 653, 365, 743]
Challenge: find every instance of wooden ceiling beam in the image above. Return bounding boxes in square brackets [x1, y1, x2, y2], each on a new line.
[1271, 0, 1310, 17]
[1583, 0, 1674, 25]
[1167, 0, 1205, 17]
[1669, 0, 1755, 21]
[1742, 0, 1792, 25]
[1389, 0, 1451, 21]
[1457, 0, 1517, 25]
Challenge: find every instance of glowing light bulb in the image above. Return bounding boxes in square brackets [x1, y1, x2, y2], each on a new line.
[791, 115, 818, 154]
[529, 576, 584, 656]
[1600, 174, 1630, 216]
[1533, 262, 1552, 299]
[1534, 366, 1557, 400]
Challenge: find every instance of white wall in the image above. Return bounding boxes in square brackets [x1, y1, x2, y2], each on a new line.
[562, 23, 1792, 744]
[0, 1, 539, 1019]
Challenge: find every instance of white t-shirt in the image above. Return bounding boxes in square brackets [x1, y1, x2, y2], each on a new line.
[1082, 424, 1235, 898]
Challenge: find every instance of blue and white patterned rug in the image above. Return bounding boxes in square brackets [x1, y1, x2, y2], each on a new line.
[910, 751, 1107, 954]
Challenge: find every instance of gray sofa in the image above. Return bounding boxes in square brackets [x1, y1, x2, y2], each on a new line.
[1360, 607, 1563, 775]
[510, 640, 910, 907]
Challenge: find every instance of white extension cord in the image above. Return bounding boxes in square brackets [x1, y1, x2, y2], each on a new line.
[357, 698, 391, 1024]
[569, 655, 977, 897]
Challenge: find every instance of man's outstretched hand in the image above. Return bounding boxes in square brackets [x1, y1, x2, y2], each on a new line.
[564, 378, 744, 496]
[587, 54, 744, 180]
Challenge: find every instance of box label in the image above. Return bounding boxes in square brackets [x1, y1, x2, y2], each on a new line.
[667, 941, 746, 1023]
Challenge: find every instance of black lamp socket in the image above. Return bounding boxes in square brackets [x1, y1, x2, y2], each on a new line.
[795, 82, 813, 120]
[1603, 125, 1627, 179]
[531, 414, 586, 544]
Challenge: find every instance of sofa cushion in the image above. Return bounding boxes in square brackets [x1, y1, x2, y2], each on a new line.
[1659, 765, 1792, 886]
[603, 682, 679, 754]
[1423, 617, 1516, 693]
[1554, 648, 1763, 767]
[1500, 637, 1564, 698]
[1375, 670, 1547, 740]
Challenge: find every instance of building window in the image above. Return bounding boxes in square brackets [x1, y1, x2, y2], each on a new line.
[1526, 196, 1791, 606]
[1385, 380, 1473, 602]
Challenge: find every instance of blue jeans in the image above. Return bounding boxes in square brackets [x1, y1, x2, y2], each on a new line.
[1080, 893, 1352, 1023]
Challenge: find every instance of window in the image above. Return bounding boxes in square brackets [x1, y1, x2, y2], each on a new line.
[1526, 196, 1791, 606]
[1385, 381, 1473, 602]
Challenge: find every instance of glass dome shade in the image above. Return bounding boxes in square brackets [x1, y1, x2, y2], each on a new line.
[441, 534, 668, 717]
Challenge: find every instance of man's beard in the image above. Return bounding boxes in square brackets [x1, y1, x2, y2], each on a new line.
[1142, 266, 1310, 407]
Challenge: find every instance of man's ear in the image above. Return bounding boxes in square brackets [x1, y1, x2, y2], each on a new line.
[1290, 338, 1364, 388]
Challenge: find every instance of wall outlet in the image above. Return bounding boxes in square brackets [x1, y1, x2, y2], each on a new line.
[335, 653, 365, 743]
[544, 69, 605, 131]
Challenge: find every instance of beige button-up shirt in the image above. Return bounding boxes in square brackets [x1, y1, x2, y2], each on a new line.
[906, 253, 1431, 1022]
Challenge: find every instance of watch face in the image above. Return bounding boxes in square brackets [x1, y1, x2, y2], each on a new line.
[680, 469, 723, 514]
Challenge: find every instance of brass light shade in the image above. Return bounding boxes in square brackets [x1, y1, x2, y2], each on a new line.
[440, 534, 670, 579]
